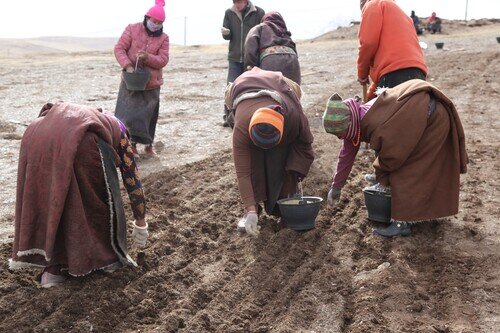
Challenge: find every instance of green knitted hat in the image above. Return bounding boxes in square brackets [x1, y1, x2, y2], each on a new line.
[322, 93, 351, 135]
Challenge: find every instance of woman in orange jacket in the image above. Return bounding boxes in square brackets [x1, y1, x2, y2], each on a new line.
[357, 0, 428, 99]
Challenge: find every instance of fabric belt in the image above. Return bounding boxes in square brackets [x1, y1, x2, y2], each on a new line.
[259, 45, 297, 62]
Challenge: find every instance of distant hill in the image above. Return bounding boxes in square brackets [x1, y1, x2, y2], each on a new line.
[0, 36, 117, 56]
[311, 18, 500, 42]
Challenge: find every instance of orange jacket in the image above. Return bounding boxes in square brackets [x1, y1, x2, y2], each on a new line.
[357, 0, 428, 98]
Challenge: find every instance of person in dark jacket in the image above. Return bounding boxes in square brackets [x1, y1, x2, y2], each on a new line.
[410, 10, 423, 35]
[225, 67, 314, 236]
[221, 0, 265, 127]
[244, 11, 301, 85]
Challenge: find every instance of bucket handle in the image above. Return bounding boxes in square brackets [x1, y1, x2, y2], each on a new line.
[134, 57, 139, 72]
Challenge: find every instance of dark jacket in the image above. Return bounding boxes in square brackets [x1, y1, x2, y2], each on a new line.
[222, 1, 265, 62]
[244, 23, 301, 84]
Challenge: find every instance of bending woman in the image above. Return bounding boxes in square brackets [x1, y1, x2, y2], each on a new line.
[323, 80, 468, 237]
[10, 102, 148, 287]
[244, 11, 301, 84]
[225, 67, 314, 236]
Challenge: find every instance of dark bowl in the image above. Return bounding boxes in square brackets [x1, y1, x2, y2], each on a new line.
[277, 196, 323, 231]
[122, 69, 151, 91]
[497, 37, 500, 43]
[363, 188, 391, 223]
[435, 42, 445, 49]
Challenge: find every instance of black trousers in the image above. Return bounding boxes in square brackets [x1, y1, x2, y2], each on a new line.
[378, 67, 426, 89]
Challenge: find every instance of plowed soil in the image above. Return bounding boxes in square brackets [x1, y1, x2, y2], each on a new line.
[0, 20, 498, 332]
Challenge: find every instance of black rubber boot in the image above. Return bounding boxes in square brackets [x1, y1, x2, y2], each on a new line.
[373, 221, 411, 238]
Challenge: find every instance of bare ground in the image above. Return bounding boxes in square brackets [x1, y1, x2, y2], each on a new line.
[0, 22, 498, 332]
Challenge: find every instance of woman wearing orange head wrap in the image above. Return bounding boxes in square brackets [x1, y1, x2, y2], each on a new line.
[225, 67, 314, 236]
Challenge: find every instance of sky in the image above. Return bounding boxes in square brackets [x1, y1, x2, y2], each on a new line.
[0, 1, 498, 45]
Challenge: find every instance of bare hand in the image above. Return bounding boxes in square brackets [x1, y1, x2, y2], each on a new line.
[137, 51, 149, 60]
[357, 77, 369, 85]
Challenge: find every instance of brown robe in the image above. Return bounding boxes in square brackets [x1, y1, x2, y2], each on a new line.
[11, 102, 135, 276]
[229, 68, 314, 215]
[361, 80, 468, 221]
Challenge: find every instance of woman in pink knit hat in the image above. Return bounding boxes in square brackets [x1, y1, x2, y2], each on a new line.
[114, 0, 169, 157]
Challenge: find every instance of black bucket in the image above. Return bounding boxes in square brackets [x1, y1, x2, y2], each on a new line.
[122, 69, 151, 91]
[497, 37, 500, 44]
[363, 188, 391, 223]
[277, 196, 323, 231]
[435, 42, 444, 49]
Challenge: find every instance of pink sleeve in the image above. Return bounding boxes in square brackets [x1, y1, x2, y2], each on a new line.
[114, 25, 133, 69]
[332, 139, 360, 189]
[357, 2, 383, 79]
[145, 35, 170, 69]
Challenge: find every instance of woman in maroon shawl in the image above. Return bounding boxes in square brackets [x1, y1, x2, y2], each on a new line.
[10, 102, 149, 287]
[244, 11, 301, 84]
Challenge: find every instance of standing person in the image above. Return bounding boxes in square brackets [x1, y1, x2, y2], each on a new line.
[357, 0, 428, 100]
[225, 67, 314, 236]
[244, 11, 301, 85]
[114, 0, 169, 156]
[221, 0, 265, 127]
[410, 10, 423, 35]
[10, 102, 149, 287]
[323, 80, 468, 237]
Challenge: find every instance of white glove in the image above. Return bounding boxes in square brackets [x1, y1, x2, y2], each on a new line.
[366, 183, 391, 194]
[237, 211, 260, 236]
[364, 173, 377, 185]
[221, 27, 230, 36]
[327, 187, 341, 207]
[132, 221, 149, 248]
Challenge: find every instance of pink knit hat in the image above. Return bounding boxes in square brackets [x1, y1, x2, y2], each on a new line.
[146, 0, 166, 22]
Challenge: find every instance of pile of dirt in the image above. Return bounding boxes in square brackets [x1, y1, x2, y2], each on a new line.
[0, 21, 498, 333]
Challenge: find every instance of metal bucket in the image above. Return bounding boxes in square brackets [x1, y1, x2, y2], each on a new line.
[122, 69, 151, 91]
[435, 42, 444, 49]
[363, 188, 391, 223]
[277, 196, 323, 231]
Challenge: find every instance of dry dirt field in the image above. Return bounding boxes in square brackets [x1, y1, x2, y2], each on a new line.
[0, 20, 499, 332]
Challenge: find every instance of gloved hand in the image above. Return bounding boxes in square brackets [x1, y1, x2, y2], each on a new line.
[125, 66, 134, 73]
[364, 173, 376, 185]
[221, 27, 230, 36]
[238, 211, 260, 236]
[327, 187, 341, 207]
[132, 221, 149, 248]
[291, 171, 305, 182]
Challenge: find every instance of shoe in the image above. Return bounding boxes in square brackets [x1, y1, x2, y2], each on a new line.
[144, 144, 156, 155]
[102, 261, 122, 273]
[373, 221, 411, 238]
[40, 271, 66, 288]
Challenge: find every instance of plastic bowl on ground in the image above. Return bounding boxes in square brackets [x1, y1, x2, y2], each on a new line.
[277, 196, 323, 231]
[363, 188, 391, 223]
[497, 37, 500, 43]
[435, 42, 445, 49]
[122, 69, 151, 91]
